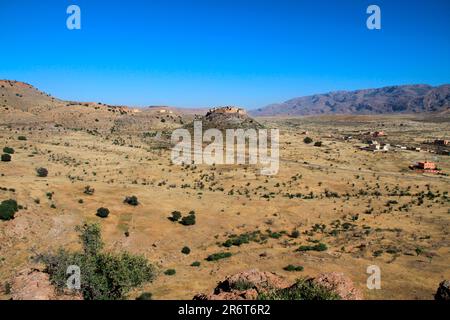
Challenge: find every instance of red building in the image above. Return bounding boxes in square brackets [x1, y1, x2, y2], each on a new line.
[417, 161, 437, 170]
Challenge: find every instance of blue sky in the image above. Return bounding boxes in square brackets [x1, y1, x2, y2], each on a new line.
[0, 0, 449, 109]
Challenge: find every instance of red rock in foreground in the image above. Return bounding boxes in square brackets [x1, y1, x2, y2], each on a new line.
[194, 269, 363, 300]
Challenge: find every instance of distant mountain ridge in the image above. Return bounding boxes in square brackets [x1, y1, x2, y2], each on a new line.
[251, 84, 450, 117]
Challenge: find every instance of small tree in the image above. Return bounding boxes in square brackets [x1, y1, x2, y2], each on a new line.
[36, 167, 48, 177]
[76, 223, 104, 256]
[181, 246, 191, 255]
[96, 207, 110, 218]
[124, 196, 139, 206]
[180, 214, 196, 226]
[303, 137, 313, 144]
[169, 211, 182, 222]
[3, 147, 14, 154]
[0, 199, 19, 221]
[1, 154, 11, 162]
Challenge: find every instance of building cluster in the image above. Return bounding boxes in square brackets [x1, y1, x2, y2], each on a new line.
[361, 140, 390, 152]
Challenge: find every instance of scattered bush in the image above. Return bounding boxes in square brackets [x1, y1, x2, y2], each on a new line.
[181, 246, 191, 255]
[18, 136, 27, 141]
[136, 292, 152, 300]
[206, 252, 232, 261]
[290, 230, 300, 238]
[314, 141, 322, 147]
[36, 167, 48, 177]
[35, 223, 155, 300]
[303, 137, 313, 144]
[124, 195, 139, 206]
[283, 264, 304, 272]
[0, 199, 19, 221]
[233, 280, 255, 291]
[84, 185, 95, 195]
[296, 243, 328, 252]
[168, 211, 182, 222]
[180, 214, 196, 226]
[258, 278, 340, 300]
[3, 147, 14, 154]
[1, 154, 11, 162]
[96, 207, 110, 218]
[190, 261, 201, 267]
[164, 269, 176, 276]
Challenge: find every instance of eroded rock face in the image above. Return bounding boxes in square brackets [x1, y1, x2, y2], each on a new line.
[194, 269, 290, 300]
[311, 272, 363, 300]
[435, 280, 450, 300]
[10, 267, 82, 300]
[194, 269, 363, 300]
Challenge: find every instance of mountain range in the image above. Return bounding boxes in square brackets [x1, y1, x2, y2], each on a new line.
[250, 84, 450, 116]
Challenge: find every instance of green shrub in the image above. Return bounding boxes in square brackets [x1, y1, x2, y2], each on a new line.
[233, 280, 255, 291]
[1, 154, 11, 162]
[164, 269, 176, 276]
[0, 199, 19, 221]
[314, 141, 322, 147]
[84, 185, 95, 195]
[180, 214, 196, 226]
[296, 243, 328, 252]
[283, 264, 304, 272]
[258, 278, 340, 300]
[96, 207, 110, 218]
[181, 246, 191, 255]
[124, 195, 139, 206]
[303, 137, 313, 144]
[35, 223, 155, 300]
[168, 211, 182, 222]
[290, 230, 300, 238]
[190, 261, 201, 267]
[36, 167, 48, 177]
[18, 136, 27, 141]
[136, 292, 152, 300]
[206, 252, 232, 261]
[3, 147, 14, 154]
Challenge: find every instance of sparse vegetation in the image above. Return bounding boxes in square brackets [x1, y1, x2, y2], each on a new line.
[181, 246, 191, 255]
[206, 252, 232, 261]
[303, 137, 313, 144]
[0, 199, 19, 221]
[164, 269, 176, 276]
[36, 167, 48, 177]
[258, 278, 340, 300]
[3, 147, 14, 154]
[124, 195, 139, 206]
[296, 243, 328, 252]
[36, 223, 155, 300]
[1, 154, 11, 162]
[283, 264, 304, 272]
[96, 207, 110, 218]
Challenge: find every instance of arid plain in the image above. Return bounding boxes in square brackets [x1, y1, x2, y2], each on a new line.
[0, 81, 449, 300]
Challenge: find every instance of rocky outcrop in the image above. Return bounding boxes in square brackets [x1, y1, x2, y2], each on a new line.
[310, 272, 363, 300]
[187, 106, 263, 131]
[10, 267, 82, 300]
[435, 280, 450, 300]
[194, 269, 363, 300]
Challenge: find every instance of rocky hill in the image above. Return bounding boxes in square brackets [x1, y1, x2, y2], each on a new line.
[186, 106, 263, 130]
[251, 84, 450, 117]
[0, 80, 189, 132]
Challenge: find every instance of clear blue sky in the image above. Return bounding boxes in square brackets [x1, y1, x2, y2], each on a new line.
[1, 0, 449, 109]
